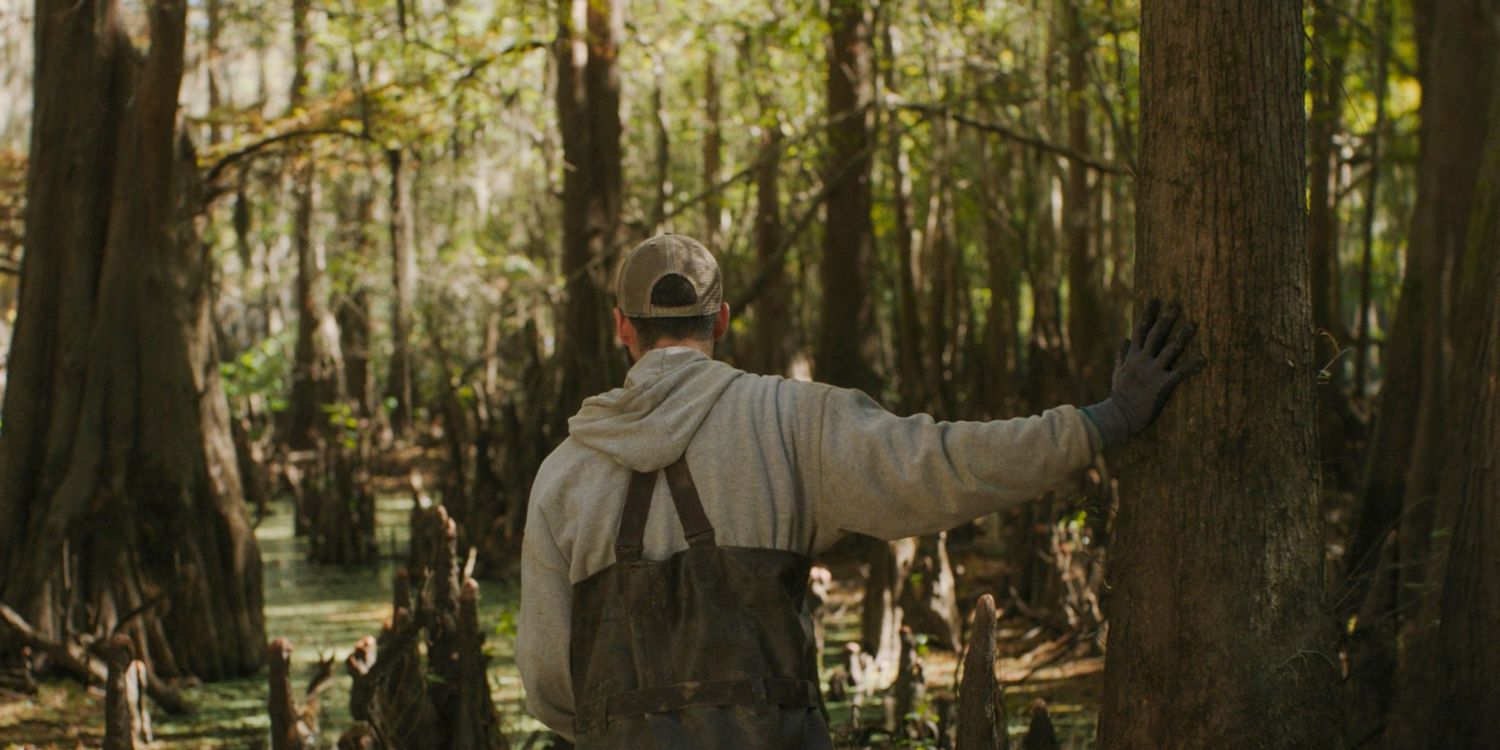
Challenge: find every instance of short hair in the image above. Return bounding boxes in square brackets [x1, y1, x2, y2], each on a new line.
[627, 274, 717, 347]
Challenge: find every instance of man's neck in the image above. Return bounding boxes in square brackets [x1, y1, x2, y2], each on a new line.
[633, 340, 714, 361]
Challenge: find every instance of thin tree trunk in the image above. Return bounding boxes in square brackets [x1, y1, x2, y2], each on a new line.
[1062, 0, 1109, 399]
[1096, 1, 1340, 745]
[386, 147, 416, 436]
[749, 67, 790, 376]
[1352, 0, 1390, 402]
[817, 0, 880, 396]
[702, 51, 722, 245]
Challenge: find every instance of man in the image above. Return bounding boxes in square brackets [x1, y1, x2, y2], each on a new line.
[519, 233, 1202, 748]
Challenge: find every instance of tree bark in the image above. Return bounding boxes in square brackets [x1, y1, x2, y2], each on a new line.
[554, 0, 625, 425]
[1428, 56, 1500, 744]
[0, 0, 264, 680]
[1096, 1, 1340, 746]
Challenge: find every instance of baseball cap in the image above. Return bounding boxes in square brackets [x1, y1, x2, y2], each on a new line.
[615, 233, 723, 318]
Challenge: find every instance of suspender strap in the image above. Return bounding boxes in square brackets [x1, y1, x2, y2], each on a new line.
[575, 677, 820, 734]
[614, 455, 718, 562]
[614, 470, 658, 563]
[664, 457, 716, 548]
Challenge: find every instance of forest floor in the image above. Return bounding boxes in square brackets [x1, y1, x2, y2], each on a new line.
[0, 460, 1102, 748]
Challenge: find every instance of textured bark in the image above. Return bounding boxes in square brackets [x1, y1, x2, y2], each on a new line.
[554, 0, 625, 424]
[0, 0, 263, 680]
[1096, 1, 1340, 747]
[1428, 63, 1500, 745]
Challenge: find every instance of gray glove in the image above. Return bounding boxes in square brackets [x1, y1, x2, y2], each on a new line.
[1083, 298, 1206, 449]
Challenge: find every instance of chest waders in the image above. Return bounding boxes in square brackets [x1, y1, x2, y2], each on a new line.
[569, 456, 834, 749]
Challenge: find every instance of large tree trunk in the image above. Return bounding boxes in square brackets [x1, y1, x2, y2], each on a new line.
[554, 0, 625, 425]
[1428, 55, 1500, 745]
[1096, 1, 1340, 746]
[0, 0, 264, 680]
[1345, 2, 1495, 744]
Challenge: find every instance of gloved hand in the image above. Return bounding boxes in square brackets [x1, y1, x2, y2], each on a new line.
[1083, 298, 1206, 449]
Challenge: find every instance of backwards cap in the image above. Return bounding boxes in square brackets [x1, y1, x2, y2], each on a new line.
[615, 233, 723, 318]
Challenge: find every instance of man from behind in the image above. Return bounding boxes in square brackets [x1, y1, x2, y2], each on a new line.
[518, 233, 1201, 748]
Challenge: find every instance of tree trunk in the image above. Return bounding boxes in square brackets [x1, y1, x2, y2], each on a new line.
[337, 180, 376, 417]
[283, 0, 347, 450]
[1096, 1, 1340, 746]
[1346, 2, 1495, 744]
[702, 51, 722, 245]
[554, 0, 625, 425]
[386, 147, 416, 436]
[0, 0, 264, 680]
[1062, 0, 1109, 399]
[750, 86, 790, 376]
[1428, 57, 1500, 744]
[1308, 0, 1357, 487]
[817, 0, 880, 396]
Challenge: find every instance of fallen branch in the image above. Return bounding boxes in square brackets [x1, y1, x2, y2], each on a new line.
[0, 604, 192, 715]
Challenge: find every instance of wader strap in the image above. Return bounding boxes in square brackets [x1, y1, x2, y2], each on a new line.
[575, 677, 820, 734]
[614, 470, 659, 563]
[664, 457, 716, 548]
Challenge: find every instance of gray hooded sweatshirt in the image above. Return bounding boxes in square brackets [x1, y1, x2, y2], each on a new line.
[517, 347, 1101, 738]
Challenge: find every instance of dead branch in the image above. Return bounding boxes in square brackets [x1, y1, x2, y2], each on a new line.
[0, 604, 192, 715]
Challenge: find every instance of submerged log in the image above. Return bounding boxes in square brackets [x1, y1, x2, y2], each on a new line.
[957, 594, 1007, 750]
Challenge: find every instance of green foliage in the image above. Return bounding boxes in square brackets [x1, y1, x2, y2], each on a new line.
[219, 332, 293, 415]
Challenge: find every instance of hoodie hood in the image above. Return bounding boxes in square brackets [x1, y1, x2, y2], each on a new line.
[568, 347, 745, 472]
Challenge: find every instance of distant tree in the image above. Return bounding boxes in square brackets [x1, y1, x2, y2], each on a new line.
[1096, 0, 1340, 745]
[282, 0, 348, 450]
[554, 0, 625, 423]
[0, 0, 264, 679]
